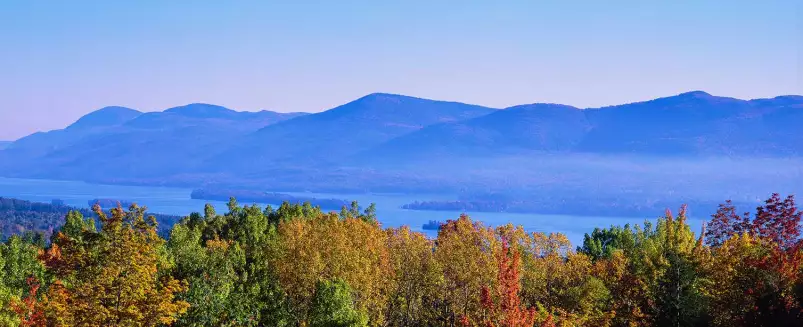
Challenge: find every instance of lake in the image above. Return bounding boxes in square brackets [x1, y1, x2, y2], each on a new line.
[0, 177, 706, 245]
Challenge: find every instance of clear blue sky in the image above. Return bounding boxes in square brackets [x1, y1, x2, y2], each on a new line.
[1, 1, 801, 140]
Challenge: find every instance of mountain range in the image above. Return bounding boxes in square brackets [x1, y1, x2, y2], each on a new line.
[1, 91, 801, 196]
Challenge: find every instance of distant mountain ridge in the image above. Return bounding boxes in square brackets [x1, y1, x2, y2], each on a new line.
[365, 91, 803, 162]
[0, 103, 307, 179]
[207, 93, 497, 169]
[0, 91, 801, 192]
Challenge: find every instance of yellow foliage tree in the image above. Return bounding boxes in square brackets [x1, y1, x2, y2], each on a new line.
[42, 205, 189, 326]
[272, 212, 390, 325]
[434, 214, 498, 325]
[384, 226, 442, 326]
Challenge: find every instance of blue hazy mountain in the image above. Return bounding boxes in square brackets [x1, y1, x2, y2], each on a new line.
[576, 91, 803, 155]
[7, 106, 143, 155]
[0, 141, 10, 150]
[123, 103, 306, 131]
[364, 103, 589, 161]
[205, 93, 497, 171]
[365, 91, 803, 164]
[66, 106, 143, 130]
[0, 91, 801, 191]
[0, 104, 306, 179]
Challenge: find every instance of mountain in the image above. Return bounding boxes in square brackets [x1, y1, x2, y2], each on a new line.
[365, 91, 803, 164]
[0, 104, 307, 180]
[6, 106, 143, 155]
[0, 141, 10, 150]
[0, 91, 801, 193]
[365, 103, 588, 162]
[204, 93, 497, 171]
[124, 103, 306, 131]
[577, 91, 803, 155]
[66, 106, 143, 130]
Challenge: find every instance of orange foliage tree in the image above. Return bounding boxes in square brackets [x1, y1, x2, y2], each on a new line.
[480, 237, 536, 327]
[435, 214, 498, 325]
[40, 205, 189, 326]
[10, 277, 45, 327]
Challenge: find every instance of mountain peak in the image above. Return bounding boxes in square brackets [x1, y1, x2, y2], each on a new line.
[506, 103, 580, 111]
[164, 103, 236, 118]
[362, 92, 406, 98]
[677, 90, 712, 98]
[354, 93, 416, 103]
[67, 106, 142, 130]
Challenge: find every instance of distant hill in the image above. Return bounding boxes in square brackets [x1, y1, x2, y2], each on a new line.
[0, 141, 10, 150]
[66, 106, 143, 130]
[0, 104, 306, 179]
[6, 106, 143, 155]
[365, 103, 588, 162]
[366, 91, 803, 164]
[0, 197, 181, 239]
[0, 91, 801, 195]
[577, 91, 803, 155]
[205, 93, 497, 170]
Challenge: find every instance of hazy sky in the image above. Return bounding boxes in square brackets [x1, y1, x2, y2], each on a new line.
[1, 1, 801, 140]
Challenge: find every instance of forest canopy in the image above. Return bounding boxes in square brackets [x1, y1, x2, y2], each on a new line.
[0, 194, 801, 326]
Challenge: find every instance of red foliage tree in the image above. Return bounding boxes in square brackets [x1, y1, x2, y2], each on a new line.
[706, 194, 803, 324]
[706, 200, 751, 247]
[481, 238, 536, 327]
[706, 194, 802, 250]
[752, 193, 801, 250]
[11, 277, 46, 327]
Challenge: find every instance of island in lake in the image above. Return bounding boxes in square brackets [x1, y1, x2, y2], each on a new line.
[422, 220, 444, 230]
[401, 193, 761, 217]
[190, 188, 352, 210]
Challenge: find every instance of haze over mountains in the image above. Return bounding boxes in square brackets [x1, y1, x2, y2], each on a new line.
[1, 90, 801, 211]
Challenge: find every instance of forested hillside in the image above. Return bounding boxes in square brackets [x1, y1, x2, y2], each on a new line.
[0, 197, 181, 239]
[1, 194, 801, 326]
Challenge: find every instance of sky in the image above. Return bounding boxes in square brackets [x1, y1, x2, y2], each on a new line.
[0, 1, 801, 140]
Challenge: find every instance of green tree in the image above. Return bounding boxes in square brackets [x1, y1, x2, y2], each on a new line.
[169, 202, 291, 326]
[308, 279, 368, 327]
[578, 224, 638, 261]
[638, 207, 710, 327]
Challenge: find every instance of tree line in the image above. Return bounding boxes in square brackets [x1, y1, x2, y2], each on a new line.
[0, 197, 181, 240]
[1, 195, 802, 326]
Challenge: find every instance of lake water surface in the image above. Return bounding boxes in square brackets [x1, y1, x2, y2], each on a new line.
[0, 177, 706, 245]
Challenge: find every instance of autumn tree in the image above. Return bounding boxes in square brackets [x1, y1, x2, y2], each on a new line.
[434, 214, 498, 325]
[520, 232, 612, 326]
[0, 235, 47, 326]
[10, 277, 45, 327]
[705, 194, 803, 326]
[41, 205, 189, 326]
[384, 226, 442, 326]
[705, 200, 750, 247]
[480, 237, 536, 327]
[272, 210, 390, 325]
[591, 250, 651, 327]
